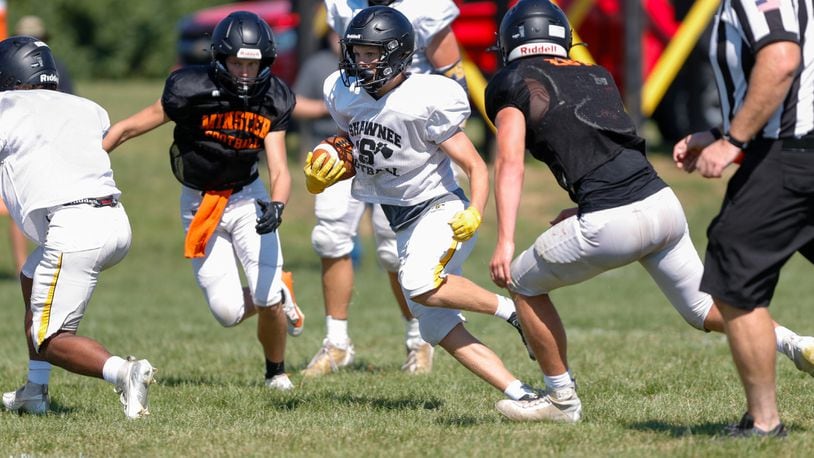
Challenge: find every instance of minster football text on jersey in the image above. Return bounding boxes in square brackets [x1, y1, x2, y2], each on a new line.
[348, 120, 402, 147]
[201, 111, 272, 138]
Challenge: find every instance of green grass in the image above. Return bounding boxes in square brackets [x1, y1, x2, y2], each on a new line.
[2, 80, 814, 456]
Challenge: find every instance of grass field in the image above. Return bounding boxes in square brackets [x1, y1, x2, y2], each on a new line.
[2, 80, 813, 456]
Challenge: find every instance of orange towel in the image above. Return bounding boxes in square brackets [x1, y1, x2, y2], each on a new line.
[184, 190, 232, 258]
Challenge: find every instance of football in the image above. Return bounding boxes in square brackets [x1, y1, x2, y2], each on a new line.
[311, 135, 355, 181]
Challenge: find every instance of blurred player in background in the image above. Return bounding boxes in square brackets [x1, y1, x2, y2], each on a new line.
[0, 36, 155, 419]
[300, 0, 492, 378]
[486, 0, 814, 423]
[103, 11, 303, 391]
[305, 6, 540, 406]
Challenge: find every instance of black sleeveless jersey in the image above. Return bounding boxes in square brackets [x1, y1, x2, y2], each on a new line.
[161, 65, 295, 191]
[486, 56, 663, 210]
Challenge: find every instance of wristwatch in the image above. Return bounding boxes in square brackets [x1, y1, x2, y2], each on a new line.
[723, 132, 749, 150]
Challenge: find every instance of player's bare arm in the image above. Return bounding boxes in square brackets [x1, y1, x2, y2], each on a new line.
[264, 130, 291, 205]
[440, 130, 488, 215]
[490, 107, 525, 288]
[426, 26, 462, 70]
[427, 26, 467, 91]
[292, 95, 329, 120]
[103, 98, 170, 153]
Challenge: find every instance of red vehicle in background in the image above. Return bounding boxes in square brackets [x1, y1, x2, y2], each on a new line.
[175, 0, 300, 85]
[176, 0, 718, 144]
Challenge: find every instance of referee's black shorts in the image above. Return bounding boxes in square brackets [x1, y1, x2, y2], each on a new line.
[701, 138, 814, 310]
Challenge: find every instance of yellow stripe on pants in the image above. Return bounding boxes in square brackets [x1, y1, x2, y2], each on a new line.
[37, 252, 63, 347]
[433, 240, 460, 289]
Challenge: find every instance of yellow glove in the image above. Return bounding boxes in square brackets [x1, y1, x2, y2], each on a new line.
[448, 207, 481, 242]
[303, 151, 348, 194]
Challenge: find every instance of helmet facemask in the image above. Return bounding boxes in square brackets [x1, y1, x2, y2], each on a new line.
[339, 39, 412, 95]
[212, 56, 272, 101]
[210, 11, 276, 103]
[337, 6, 415, 96]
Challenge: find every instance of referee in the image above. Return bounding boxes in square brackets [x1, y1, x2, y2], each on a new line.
[672, 0, 814, 437]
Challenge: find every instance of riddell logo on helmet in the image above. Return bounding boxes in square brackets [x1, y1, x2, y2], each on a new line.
[39, 74, 58, 83]
[508, 42, 568, 61]
[236, 48, 262, 60]
[520, 44, 561, 56]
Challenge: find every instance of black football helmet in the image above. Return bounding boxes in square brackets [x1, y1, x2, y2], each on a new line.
[497, 0, 573, 64]
[0, 35, 59, 91]
[210, 11, 277, 100]
[367, 0, 396, 5]
[339, 6, 414, 95]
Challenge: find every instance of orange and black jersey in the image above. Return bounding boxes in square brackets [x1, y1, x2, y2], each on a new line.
[161, 65, 295, 191]
[485, 56, 664, 212]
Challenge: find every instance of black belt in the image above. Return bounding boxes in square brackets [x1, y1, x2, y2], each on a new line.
[782, 136, 814, 149]
[63, 196, 119, 207]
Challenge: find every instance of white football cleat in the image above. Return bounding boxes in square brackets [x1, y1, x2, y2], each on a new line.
[3, 381, 50, 415]
[401, 341, 434, 374]
[496, 384, 582, 423]
[301, 339, 355, 377]
[782, 335, 814, 376]
[265, 373, 295, 391]
[115, 356, 156, 419]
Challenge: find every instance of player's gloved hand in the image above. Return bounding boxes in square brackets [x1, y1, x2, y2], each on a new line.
[256, 200, 285, 234]
[448, 206, 481, 242]
[303, 151, 347, 194]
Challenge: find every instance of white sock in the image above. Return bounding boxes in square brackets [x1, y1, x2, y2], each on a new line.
[102, 356, 128, 385]
[404, 318, 425, 347]
[494, 295, 515, 321]
[503, 379, 534, 400]
[774, 325, 796, 353]
[326, 316, 349, 347]
[27, 360, 52, 386]
[544, 371, 573, 390]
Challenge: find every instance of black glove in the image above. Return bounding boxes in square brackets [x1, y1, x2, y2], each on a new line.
[256, 200, 285, 234]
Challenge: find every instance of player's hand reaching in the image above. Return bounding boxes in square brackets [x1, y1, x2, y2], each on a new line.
[490, 240, 515, 289]
[255, 200, 285, 234]
[550, 207, 578, 226]
[673, 129, 716, 172]
[303, 151, 347, 194]
[448, 206, 481, 241]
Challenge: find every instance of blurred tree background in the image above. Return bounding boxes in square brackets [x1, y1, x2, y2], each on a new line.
[7, 0, 228, 79]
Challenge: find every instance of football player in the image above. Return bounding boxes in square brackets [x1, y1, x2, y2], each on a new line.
[304, 6, 542, 406]
[103, 11, 302, 390]
[301, 0, 483, 378]
[486, 0, 814, 422]
[0, 36, 155, 418]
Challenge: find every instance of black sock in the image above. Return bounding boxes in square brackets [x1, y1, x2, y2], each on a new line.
[265, 360, 285, 379]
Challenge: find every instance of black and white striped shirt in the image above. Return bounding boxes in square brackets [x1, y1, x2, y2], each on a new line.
[710, 0, 814, 138]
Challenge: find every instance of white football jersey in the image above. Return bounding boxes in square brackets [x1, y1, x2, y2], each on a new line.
[0, 89, 120, 243]
[324, 0, 460, 74]
[324, 70, 469, 206]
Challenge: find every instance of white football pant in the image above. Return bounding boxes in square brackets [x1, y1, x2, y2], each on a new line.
[396, 196, 473, 345]
[180, 179, 284, 328]
[312, 178, 399, 271]
[509, 187, 712, 330]
[25, 204, 131, 352]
